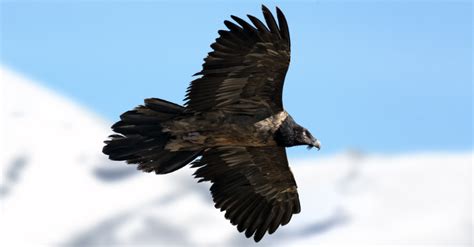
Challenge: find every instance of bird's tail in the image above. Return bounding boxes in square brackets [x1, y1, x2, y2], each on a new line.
[102, 98, 201, 174]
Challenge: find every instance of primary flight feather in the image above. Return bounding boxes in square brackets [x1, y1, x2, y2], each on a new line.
[103, 5, 320, 242]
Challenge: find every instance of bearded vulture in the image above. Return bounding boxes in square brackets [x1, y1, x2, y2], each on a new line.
[103, 5, 320, 242]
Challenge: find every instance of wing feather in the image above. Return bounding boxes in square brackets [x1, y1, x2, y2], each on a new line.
[262, 5, 281, 36]
[185, 5, 291, 117]
[247, 14, 270, 34]
[276, 7, 290, 46]
[193, 146, 300, 242]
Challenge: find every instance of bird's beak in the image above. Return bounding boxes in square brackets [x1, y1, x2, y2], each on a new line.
[313, 139, 321, 151]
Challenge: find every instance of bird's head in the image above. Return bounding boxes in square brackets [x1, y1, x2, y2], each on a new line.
[294, 126, 321, 150]
[274, 115, 321, 150]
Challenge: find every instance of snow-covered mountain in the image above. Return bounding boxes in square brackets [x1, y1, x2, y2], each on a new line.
[0, 67, 472, 246]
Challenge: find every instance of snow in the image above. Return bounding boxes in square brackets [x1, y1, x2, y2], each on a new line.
[0, 66, 472, 246]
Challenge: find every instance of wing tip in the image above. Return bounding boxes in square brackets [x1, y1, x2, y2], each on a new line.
[276, 6, 284, 14]
[261, 4, 270, 12]
[275, 6, 290, 46]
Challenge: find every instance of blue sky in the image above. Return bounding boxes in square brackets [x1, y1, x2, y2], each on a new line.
[1, 0, 472, 156]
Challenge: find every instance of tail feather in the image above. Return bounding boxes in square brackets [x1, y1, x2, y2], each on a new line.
[136, 149, 201, 174]
[103, 98, 201, 174]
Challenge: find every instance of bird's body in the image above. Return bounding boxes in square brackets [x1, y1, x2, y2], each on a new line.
[103, 5, 320, 242]
[162, 110, 288, 151]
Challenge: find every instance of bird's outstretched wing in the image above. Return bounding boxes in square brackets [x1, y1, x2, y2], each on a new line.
[185, 5, 291, 117]
[192, 146, 300, 242]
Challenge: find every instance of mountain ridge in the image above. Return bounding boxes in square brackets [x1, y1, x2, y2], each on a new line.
[0, 66, 471, 246]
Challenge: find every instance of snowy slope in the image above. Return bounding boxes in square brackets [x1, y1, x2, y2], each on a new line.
[0, 67, 472, 246]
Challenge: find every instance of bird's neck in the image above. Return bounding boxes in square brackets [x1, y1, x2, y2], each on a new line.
[273, 115, 299, 147]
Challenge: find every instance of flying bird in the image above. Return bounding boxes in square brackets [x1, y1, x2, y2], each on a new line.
[103, 5, 320, 242]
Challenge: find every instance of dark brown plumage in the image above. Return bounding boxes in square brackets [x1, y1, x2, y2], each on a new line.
[103, 5, 320, 242]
